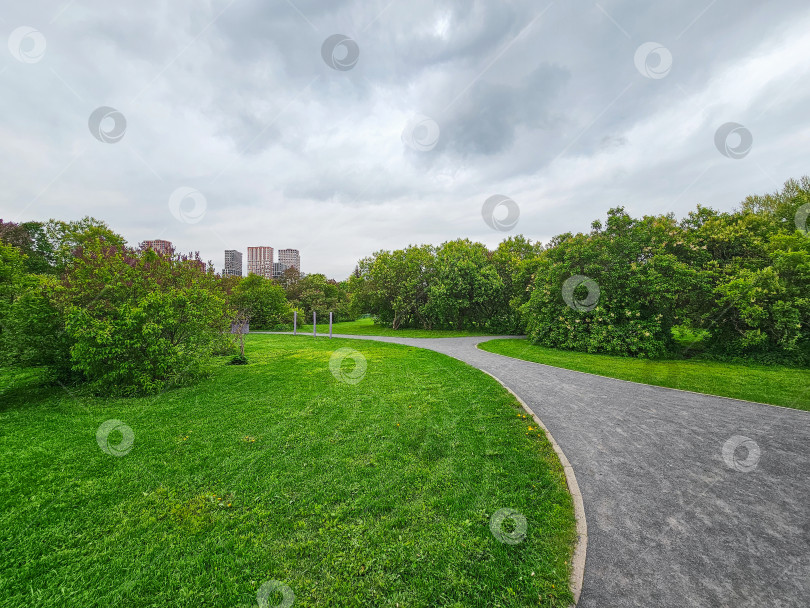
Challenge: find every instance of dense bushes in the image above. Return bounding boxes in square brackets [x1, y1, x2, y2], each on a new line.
[0, 225, 232, 396]
[522, 179, 810, 363]
[424, 240, 504, 329]
[351, 238, 542, 332]
[230, 274, 291, 330]
[693, 210, 810, 363]
[62, 244, 229, 395]
[351, 178, 810, 364]
[522, 210, 707, 357]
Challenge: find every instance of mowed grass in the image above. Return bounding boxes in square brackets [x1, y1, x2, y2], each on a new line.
[0, 334, 576, 607]
[295, 316, 494, 338]
[479, 339, 810, 411]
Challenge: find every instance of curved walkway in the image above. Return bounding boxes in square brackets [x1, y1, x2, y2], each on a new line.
[316, 333, 810, 607]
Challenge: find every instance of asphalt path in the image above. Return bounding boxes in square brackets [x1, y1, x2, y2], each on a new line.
[300, 333, 810, 607]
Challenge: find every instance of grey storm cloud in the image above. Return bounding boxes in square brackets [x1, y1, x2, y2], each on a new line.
[2, 0, 810, 278]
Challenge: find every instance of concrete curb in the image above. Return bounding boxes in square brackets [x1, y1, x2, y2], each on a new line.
[477, 369, 588, 607]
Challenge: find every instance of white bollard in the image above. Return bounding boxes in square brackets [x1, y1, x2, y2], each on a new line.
[313, 311, 316, 336]
[293, 311, 297, 335]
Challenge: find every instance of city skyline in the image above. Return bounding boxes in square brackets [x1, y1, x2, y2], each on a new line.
[140, 239, 306, 279]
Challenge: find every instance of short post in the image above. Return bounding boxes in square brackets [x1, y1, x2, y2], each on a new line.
[329, 312, 333, 338]
[313, 311, 316, 336]
[293, 311, 297, 335]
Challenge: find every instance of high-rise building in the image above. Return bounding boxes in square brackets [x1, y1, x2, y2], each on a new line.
[247, 246, 274, 278]
[278, 249, 300, 272]
[143, 239, 173, 256]
[272, 262, 288, 279]
[223, 250, 243, 277]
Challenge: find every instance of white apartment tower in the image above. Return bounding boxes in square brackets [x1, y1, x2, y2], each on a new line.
[278, 249, 300, 272]
[247, 246, 274, 278]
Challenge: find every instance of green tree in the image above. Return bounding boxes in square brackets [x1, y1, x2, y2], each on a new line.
[692, 202, 810, 362]
[0, 220, 54, 274]
[285, 273, 353, 322]
[0, 242, 72, 375]
[231, 274, 292, 330]
[45, 217, 126, 272]
[357, 245, 435, 329]
[491, 235, 544, 333]
[425, 239, 504, 330]
[523, 208, 705, 357]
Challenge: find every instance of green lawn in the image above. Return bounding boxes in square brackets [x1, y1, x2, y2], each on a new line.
[0, 334, 576, 607]
[292, 316, 494, 338]
[479, 339, 810, 411]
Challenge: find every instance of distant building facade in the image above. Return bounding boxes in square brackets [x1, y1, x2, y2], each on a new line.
[278, 249, 300, 272]
[223, 250, 243, 277]
[143, 239, 173, 256]
[272, 262, 288, 279]
[247, 246, 274, 278]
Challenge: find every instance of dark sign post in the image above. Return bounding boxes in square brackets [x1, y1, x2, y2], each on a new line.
[293, 311, 297, 335]
[329, 312, 333, 338]
[313, 311, 316, 336]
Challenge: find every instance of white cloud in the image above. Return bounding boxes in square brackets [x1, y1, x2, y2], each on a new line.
[1, 0, 809, 277]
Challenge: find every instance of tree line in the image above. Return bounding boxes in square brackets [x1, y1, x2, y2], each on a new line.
[1, 176, 808, 395]
[351, 176, 810, 363]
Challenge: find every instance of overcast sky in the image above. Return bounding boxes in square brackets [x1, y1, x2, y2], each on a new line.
[2, 0, 810, 278]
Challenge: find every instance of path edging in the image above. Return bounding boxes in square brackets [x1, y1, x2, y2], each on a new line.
[478, 369, 588, 607]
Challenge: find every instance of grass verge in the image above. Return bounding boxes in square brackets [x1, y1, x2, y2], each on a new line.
[292, 316, 495, 338]
[478, 339, 810, 411]
[0, 334, 576, 607]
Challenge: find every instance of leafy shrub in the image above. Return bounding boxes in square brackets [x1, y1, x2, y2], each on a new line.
[230, 274, 292, 330]
[522, 210, 707, 357]
[2, 274, 74, 379]
[63, 244, 230, 396]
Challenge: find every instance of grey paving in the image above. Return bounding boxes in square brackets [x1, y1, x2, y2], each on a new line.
[310, 333, 810, 607]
